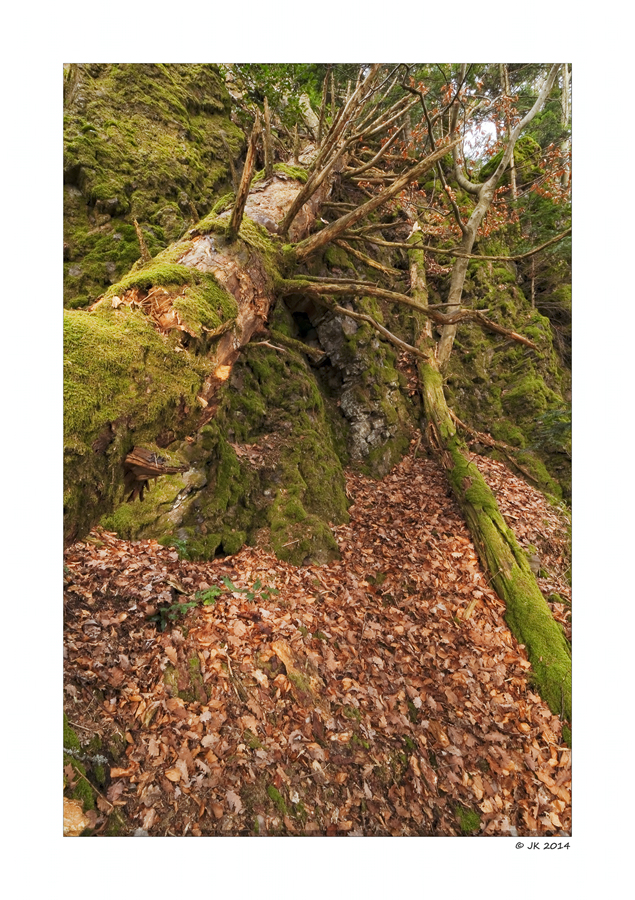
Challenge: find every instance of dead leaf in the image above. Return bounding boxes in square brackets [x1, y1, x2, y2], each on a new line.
[226, 790, 243, 814]
[164, 768, 181, 783]
[63, 797, 89, 836]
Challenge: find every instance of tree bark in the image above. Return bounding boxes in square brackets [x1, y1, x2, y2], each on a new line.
[500, 64, 518, 200]
[561, 63, 571, 190]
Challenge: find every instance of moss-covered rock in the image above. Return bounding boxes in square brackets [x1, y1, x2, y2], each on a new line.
[101, 308, 351, 564]
[478, 134, 543, 186]
[63, 63, 244, 307]
[443, 257, 570, 500]
[64, 302, 213, 545]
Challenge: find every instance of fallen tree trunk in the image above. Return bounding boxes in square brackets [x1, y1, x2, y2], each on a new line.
[64, 163, 340, 547]
[408, 237, 571, 724]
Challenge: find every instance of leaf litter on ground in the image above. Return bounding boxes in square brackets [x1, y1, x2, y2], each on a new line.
[63, 442, 571, 837]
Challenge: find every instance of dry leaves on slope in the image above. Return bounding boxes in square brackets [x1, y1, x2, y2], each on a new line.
[63, 445, 571, 837]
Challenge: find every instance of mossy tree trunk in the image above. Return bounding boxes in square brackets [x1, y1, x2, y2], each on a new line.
[408, 237, 571, 724]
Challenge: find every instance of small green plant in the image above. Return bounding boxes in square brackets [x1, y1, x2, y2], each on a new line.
[195, 586, 223, 605]
[150, 577, 279, 630]
[163, 537, 194, 560]
[150, 599, 198, 631]
[220, 576, 279, 602]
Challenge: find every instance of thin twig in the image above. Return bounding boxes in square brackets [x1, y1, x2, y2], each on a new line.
[249, 340, 289, 354]
[223, 646, 242, 702]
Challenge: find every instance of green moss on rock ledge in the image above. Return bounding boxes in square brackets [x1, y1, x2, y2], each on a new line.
[444, 257, 570, 500]
[64, 303, 212, 546]
[63, 63, 244, 307]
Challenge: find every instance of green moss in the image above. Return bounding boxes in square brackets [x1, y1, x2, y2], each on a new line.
[479, 134, 542, 185]
[64, 303, 212, 544]
[491, 421, 525, 447]
[63, 717, 97, 813]
[238, 217, 281, 282]
[211, 192, 235, 215]
[324, 244, 352, 268]
[503, 564, 571, 720]
[222, 529, 247, 555]
[444, 262, 570, 498]
[108, 339, 350, 565]
[252, 163, 308, 184]
[100, 470, 189, 537]
[163, 664, 180, 697]
[273, 163, 308, 182]
[64, 64, 244, 307]
[503, 375, 559, 419]
[64, 713, 81, 752]
[244, 729, 263, 750]
[492, 264, 516, 284]
[287, 669, 312, 693]
[267, 784, 288, 815]
[455, 804, 481, 834]
[349, 733, 370, 750]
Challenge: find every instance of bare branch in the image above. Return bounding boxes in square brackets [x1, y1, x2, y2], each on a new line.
[333, 239, 402, 277]
[346, 124, 405, 177]
[345, 226, 572, 260]
[281, 279, 539, 350]
[321, 300, 429, 360]
[280, 87, 413, 238]
[294, 137, 462, 261]
[228, 113, 261, 241]
[263, 97, 273, 180]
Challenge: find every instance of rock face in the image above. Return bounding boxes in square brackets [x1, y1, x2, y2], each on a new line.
[314, 310, 414, 474]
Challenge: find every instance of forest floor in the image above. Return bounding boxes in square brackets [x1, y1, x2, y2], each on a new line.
[63, 442, 571, 837]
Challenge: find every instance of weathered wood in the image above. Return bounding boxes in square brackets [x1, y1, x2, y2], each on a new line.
[123, 448, 187, 502]
[228, 113, 261, 242]
[263, 97, 273, 180]
[133, 218, 152, 263]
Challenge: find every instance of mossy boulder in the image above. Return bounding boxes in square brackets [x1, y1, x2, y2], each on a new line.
[442, 255, 570, 500]
[101, 314, 351, 565]
[64, 302, 213, 545]
[63, 63, 244, 308]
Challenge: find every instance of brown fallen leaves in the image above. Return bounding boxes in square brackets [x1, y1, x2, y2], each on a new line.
[63, 444, 571, 837]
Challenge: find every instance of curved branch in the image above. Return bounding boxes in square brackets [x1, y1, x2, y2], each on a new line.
[321, 300, 429, 360]
[486, 64, 560, 190]
[280, 279, 539, 350]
